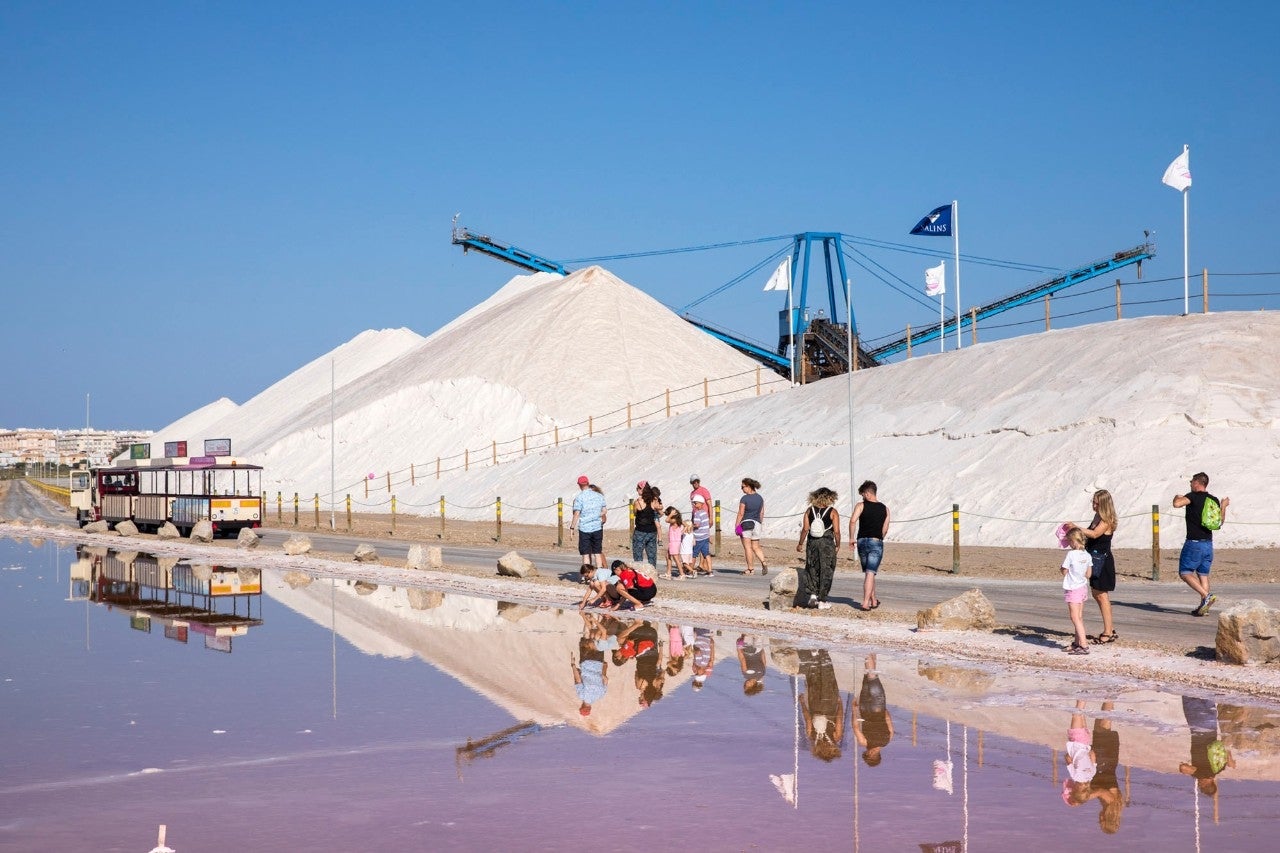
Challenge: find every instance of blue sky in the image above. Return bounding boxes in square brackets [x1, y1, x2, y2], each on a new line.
[3, 2, 1278, 429]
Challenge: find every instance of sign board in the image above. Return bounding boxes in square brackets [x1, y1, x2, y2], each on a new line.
[204, 438, 232, 457]
[129, 443, 151, 460]
[163, 440, 188, 458]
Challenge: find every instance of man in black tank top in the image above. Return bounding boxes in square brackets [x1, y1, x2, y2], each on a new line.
[849, 480, 890, 611]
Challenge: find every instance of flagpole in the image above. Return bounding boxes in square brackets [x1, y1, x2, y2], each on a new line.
[845, 277, 855, 498]
[938, 288, 944, 354]
[787, 262, 796, 385]
[1182, 144, 1190, 315]
[953, 199, 961, 350]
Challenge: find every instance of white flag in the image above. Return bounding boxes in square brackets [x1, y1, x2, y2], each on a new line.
[1162, 148, 1191, 191]
[763, 256, 791, 292]
[925, 261, 946, 297]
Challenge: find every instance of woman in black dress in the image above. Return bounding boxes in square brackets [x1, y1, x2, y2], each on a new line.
[1065, 489, 1118, 644]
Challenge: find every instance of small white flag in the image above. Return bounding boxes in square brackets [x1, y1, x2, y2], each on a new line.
[925, 261, 946, 297]
[763, 256, 792, 292]
[1162, 148, 1191, 192]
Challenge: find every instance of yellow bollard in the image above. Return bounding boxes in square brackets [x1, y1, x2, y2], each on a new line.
[951, 503, 960, 573]
[557, 497, 564, 547]
[314, 493, 320, 529]
[276, 491, 282, 523]
[440, 496, 446, 538]
[1151, 504, 1160, 581]
[293, 492, 299, 527]
[714, 499, 721, 556]
[496, 496, 502, 542]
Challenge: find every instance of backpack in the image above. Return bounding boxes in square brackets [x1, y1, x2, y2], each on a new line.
[809, 507, 827, 538]
[1201, 495, 1223, 531]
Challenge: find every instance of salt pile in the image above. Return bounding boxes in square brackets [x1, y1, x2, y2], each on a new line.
[152, 267, 1280, 548]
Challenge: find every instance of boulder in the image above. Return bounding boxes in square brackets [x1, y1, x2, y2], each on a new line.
[190, 564, 214, 582]
[917, 589, 996, 631]
[156, 522, 181, 540]
[237, 567, 261, 585]
[190, 520, 215, 543]
[353, 543, 380, 563]
[406, 544, 428, 570]
[1216, 599, 1280, 665]
[767, 568, 799, 611]
[83, 520, 110, 534]
[114, 519, 138, 537]
[237, 527, 261, 550]
[283, 534, 312, 556]
[427, 546, 443, 568]
[497, 551, 538, 578]
[498, 601, 538, 622]
[407, 588, 444, 610]
[282, 570, 314, 589]
[354, 580, 379, 595]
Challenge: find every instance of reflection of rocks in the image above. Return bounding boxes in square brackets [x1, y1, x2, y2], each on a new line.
[354, 580, 378, 595]
[353, 544, 380, 563]
[497, 551, 538, 578]
[190, 520, 214, 543]
[157, 556, 180, 572]
[1216, 600, 1280, 665]
[769, 639, 801, 675]
[156, 522, 181, 540]
[115, 519, 139, 537]
[84, 545, 109, 558]
[918, 661, 995, 692]
[918, 589, 995, 631]
[237, 528, 260, 550]
[283, 534, 312, 556]
[406, 588, 444, 610]
[28, 518, 47, 528]
[191, 564, 214, 582]
[768, 569, 799, 610]
[28, 538, 46, 549]
[1219, 703, 1280, 754]
[237, 567, 261, 585]
[497, 601, 537, 622]
[114, 551, 140, 566]
[281, 570, 314, 589]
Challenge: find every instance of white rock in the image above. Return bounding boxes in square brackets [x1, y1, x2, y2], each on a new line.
[237, 527, 261, 549]
[496, 551, 538, 578]
[156, 522, 181, 540]
[115, 519, 138, 537]
[353, 543, 379, 563]
[283, 534, 312, 555]
[190, 520, 215, 543]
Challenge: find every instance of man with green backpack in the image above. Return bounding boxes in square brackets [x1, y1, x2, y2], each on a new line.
[1173, 472, 1230, 616]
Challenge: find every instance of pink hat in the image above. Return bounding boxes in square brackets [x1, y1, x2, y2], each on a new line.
[637, 480, 648, 490]
[1055, 523, 1073, 549]
[577, 475, 590, 486]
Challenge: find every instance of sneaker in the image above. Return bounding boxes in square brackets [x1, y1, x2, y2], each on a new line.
[816, 601, 832, 610]
[1203, 593, 1218, 613]
[807, 594, 819, 609]
[1192, 598, 1208, 617]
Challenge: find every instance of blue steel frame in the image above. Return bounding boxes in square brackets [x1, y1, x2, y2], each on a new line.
[781, 232, 856, 355]
[450, 226, 568, 276]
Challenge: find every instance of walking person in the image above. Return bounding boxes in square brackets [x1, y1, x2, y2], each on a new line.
[1173, 472, 1229, 616]
[691, 494, 714, 576]
[734, 478, 767, 575]
[795, 487, 840, 610]
[1062, 528, 1093, 655]
[689, 475, 711, 521]
[570, 475, 608, 570]
[854, 653, 893, 767]
[1064, 489, 1119, 644]
[631, 481, 661, 571]
[848, 480, 889, 610]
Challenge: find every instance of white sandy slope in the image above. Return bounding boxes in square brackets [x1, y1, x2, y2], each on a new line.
[373, 310, 1280, 549]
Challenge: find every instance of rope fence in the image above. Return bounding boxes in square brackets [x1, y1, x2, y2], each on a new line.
[261, 488, 1278, 579]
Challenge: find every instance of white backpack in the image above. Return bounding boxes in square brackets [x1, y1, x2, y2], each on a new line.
[809, 507, 827, 538]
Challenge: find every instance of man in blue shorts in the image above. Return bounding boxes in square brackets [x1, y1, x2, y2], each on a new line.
[1172, 472, 1229, 616]
[571, 475, 608, 569]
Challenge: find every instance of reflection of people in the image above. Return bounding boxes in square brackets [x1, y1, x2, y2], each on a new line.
[854, 654, 893, 766]
[691, 627, 714, 690]
[795, 487, 840, 610]
[848, 480, 889, 611]
[736, 634, 766, 695]
[1173, 472, 1229, 616]
[572, 637, 609, 717]
[1179, 696, 1236, 796]
[799, 649, 844, 761]
[734, 478, 766, 575]
[1062, 700, 1097, 807]
[1064, 489, 1118, 644]
[1087, 701, 1125, 834]
[615, 621, 664, 707]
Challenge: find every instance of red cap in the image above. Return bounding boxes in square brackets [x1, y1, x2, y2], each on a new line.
[577, 475, 590, 485]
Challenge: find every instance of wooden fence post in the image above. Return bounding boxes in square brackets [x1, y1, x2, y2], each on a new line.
[756, 366, 761, 395]
[951, 503, 960, 574]
[665, 389, 671, 418]
[391, 495, 396, 536]
[1115, 278, 1122, 320]
[276, 491, 282, 523]
[292, 492, 298, 527]
[492, 440, 497, 465]
[410, 463, 415, 486]
[495, 496, 501, 542]
[523, 434, 527, 455]
[906, 324, 912, 358]
[1044, 295, 1051, 331]
[346, 494, 352, 532]
[440, 496, 446, 538]
[628, 500, 635, 535]
[588, 416, 593, 438]
[554, 426, 559, 447]
[386, 471, 391, 493]
[364, 478, 368, 499]
[970, 308, 977, 345]
[1202, 267, 1209, 314]
[1151, 504, 1160, 581]
[626, 403, 632, 428]
[703, 378, 709, 407]
[314, 493, 320, 529]
[465, 449, 469, 471]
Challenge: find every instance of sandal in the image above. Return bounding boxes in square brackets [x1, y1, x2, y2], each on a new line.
[1095, 632, 1118, 644]
[1067, 645, 1090, 656]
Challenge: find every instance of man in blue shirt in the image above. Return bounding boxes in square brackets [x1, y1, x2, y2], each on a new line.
[571, 475, 608, 569]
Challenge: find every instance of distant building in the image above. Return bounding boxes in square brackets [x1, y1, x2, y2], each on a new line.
[0, 429, 57, 465]
[0, 428, 152, 468]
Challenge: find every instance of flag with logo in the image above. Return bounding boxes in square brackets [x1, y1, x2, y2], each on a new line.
[925, 261, 946, 297]
[910, 204, 952, 236]
[1162, 148, 1191, 191]
[762, 256, 792, 291]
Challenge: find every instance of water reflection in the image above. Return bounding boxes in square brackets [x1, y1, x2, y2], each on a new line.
[72, 544, 263, 651]
[5, 538, 1280, 850]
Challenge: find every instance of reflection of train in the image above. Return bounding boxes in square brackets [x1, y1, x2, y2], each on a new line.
[71, 545, 263, 652]
[69, 458, 262, 536]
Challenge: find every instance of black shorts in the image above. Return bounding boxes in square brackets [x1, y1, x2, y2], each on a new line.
[578, 528, 603, 555]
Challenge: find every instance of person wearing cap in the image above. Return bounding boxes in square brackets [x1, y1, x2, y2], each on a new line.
[691, 493, 714, 576]
[571, 475, 608, 569]
[631, 481, 662, 571]
[689, 475, 712, 521]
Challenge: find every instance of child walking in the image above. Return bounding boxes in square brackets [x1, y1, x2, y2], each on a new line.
[680, 521, 697, 576]
[664, 508, 684, 579]
[1062, 528, 1093, 654]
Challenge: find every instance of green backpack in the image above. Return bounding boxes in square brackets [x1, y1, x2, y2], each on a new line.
[1201, 496, 1223, 531]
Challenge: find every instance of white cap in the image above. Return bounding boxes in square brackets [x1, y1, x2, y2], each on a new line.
[693, 495, 706, 504]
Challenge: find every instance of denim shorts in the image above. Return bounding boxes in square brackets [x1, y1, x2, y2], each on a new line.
[693, 538, 711, 558]
[857, 538, 884, 573]
[1179, 539, 1214, 575]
